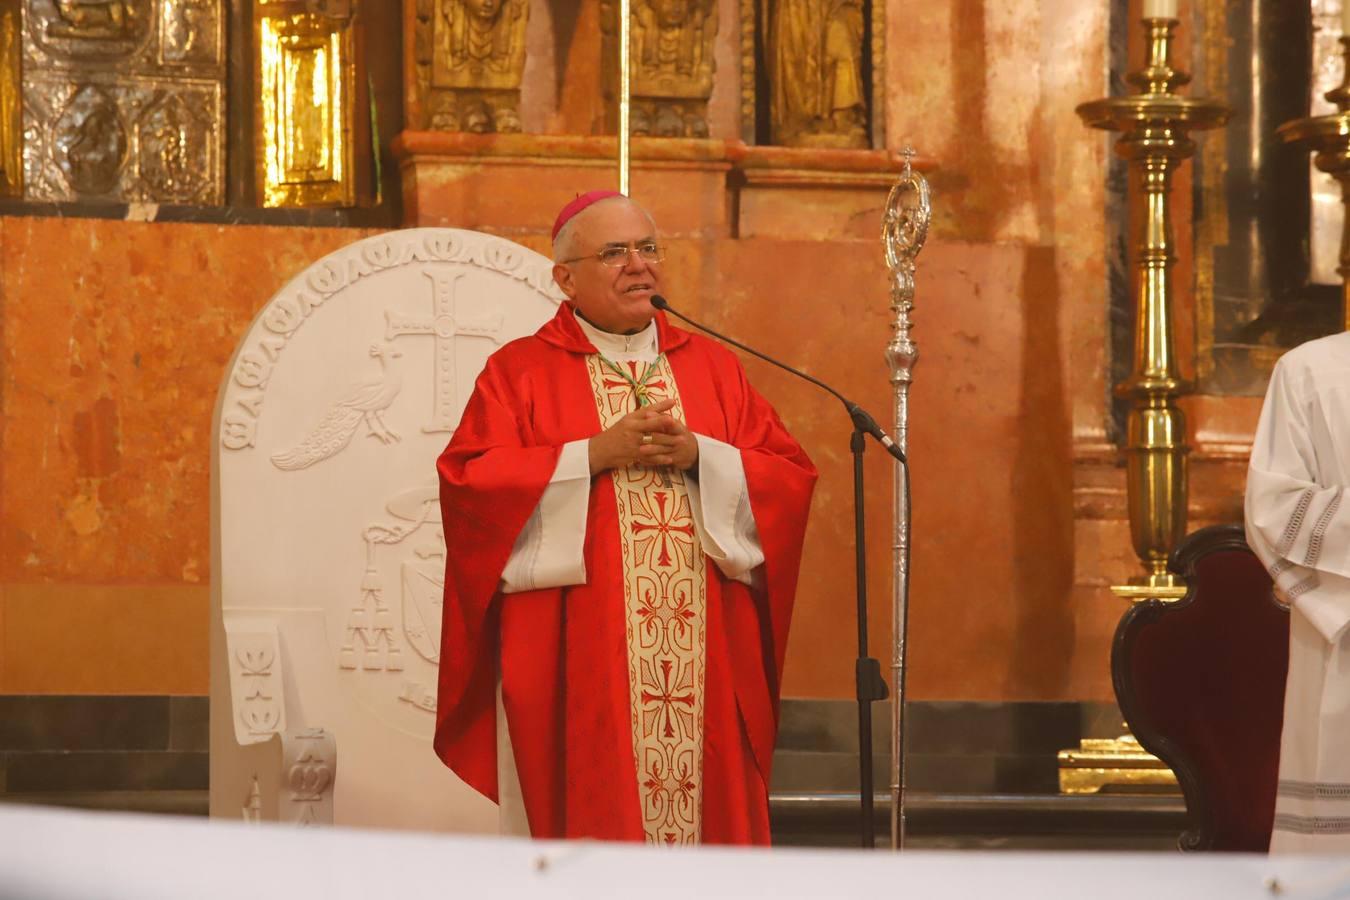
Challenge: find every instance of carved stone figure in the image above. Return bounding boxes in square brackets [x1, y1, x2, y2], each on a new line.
[424, 0, 526, 133]
[770, 0, 868, 148]
[601, 0, 717, 139]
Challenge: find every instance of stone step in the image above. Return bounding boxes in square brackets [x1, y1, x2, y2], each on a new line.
[0, 786, 1186, 852]
[770, 791, 1188, 850]
[0, 750, 208, 794]
[770, 750, 891, 793]
[0, 790, 207, 817]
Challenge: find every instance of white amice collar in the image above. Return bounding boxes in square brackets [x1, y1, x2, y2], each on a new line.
[573, 308, 658, 356]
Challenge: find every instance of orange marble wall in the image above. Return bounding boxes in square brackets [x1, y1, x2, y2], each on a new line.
[0, 214, 1066, 700]
[0, 220, 378, 694]
[1, 0, 1252, 703]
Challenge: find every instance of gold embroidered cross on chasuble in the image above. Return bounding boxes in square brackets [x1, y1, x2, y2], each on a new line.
[585, 353, 708, 845]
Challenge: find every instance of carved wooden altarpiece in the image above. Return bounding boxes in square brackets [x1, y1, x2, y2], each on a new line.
[601, 0, 718, 139]
[411, 0, 528, 134]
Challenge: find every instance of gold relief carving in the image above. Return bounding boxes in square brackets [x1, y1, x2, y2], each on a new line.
[28, 0, 152, 61]
[867, 0, 882, 146]
[738, 0, 754, 142]
[632, 0, 716, 95]
[602, 0, 717, 138]
[21, 0, 223, 202]
[414, 0, 526, 133]
[159, 0, 216, 64]
[432, 0, 525, 89]
[0, 1, 20, 197]
[256, 6, 356, 207]
[768, 0, 868, 148]
[138, 90, 211, 200]
[54, 83, 125, 193]
[48, 0, 140, 40]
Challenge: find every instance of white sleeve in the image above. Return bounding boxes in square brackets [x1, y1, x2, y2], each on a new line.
[500, 440, 591, 594]
[684, 433, 764, 586]
[1245, 360, 1350, 642]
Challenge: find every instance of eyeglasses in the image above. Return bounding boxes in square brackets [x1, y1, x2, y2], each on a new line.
[561, 241, 666, 268]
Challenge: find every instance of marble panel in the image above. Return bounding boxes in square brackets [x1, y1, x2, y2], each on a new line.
[396, 132, 734, 238]
[0, 584, 209, 694]
[0, 218, 380, 585]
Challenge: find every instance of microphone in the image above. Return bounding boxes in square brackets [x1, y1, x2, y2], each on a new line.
[651, 295, 906, 464]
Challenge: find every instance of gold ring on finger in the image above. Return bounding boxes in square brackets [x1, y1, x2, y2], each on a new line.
[641, 434, 654, 445]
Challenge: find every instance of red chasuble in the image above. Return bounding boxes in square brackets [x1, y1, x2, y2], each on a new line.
[434, 302, 816, 844]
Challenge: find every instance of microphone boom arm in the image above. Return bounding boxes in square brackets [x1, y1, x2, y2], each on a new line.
[651, 296, 906, 464]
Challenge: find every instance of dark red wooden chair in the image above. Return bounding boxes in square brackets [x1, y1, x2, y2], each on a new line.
[1111, 524, 1289, 851]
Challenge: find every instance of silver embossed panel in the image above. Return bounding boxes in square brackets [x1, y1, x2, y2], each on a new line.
[22, 0, 223, 203]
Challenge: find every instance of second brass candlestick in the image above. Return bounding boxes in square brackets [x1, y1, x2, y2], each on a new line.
[1077, 17, 1230, 601]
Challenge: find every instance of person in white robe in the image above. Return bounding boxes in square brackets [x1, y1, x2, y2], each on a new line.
[1245, 329, 1350, 853]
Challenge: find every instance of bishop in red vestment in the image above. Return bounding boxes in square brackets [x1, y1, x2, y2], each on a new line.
[434, 193, 816, 845]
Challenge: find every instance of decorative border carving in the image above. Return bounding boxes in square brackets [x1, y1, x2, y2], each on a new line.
[869, 0, 884, 148]
[223, 620, 287, 745]
[283, 727, 336, 826]
[0, 1, 19, 197]
[738, 0, 755, 143]
[217, 228, 563, 454]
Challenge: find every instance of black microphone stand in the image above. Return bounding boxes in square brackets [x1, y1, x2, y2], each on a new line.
[652, 296, 900, 849]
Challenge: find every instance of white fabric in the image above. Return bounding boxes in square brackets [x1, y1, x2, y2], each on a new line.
[687, 433, 766, 585]
[1245, 330, 1350, 853]
[9, 803, 1350, 900]
[499, 440, 591, 593]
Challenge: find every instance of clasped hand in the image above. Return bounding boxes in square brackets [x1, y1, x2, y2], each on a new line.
[588, 398, 699, 475]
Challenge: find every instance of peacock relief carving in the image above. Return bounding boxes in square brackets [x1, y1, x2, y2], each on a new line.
[271, 344, 405, 471]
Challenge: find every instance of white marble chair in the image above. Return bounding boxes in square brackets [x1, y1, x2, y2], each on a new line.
[209, 229, 562, 830]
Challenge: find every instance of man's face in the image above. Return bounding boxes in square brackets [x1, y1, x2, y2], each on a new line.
[553, 200, 664, 335]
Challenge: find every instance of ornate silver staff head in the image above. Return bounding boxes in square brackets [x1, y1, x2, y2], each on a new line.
[883, 148, 932, 280]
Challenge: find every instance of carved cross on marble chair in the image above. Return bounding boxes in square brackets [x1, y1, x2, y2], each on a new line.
[385, 269, 505, 434]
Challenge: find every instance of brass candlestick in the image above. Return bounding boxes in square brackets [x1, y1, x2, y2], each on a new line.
[1077, 18, 1230, 601]
[1278, 36, 1350, 330]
